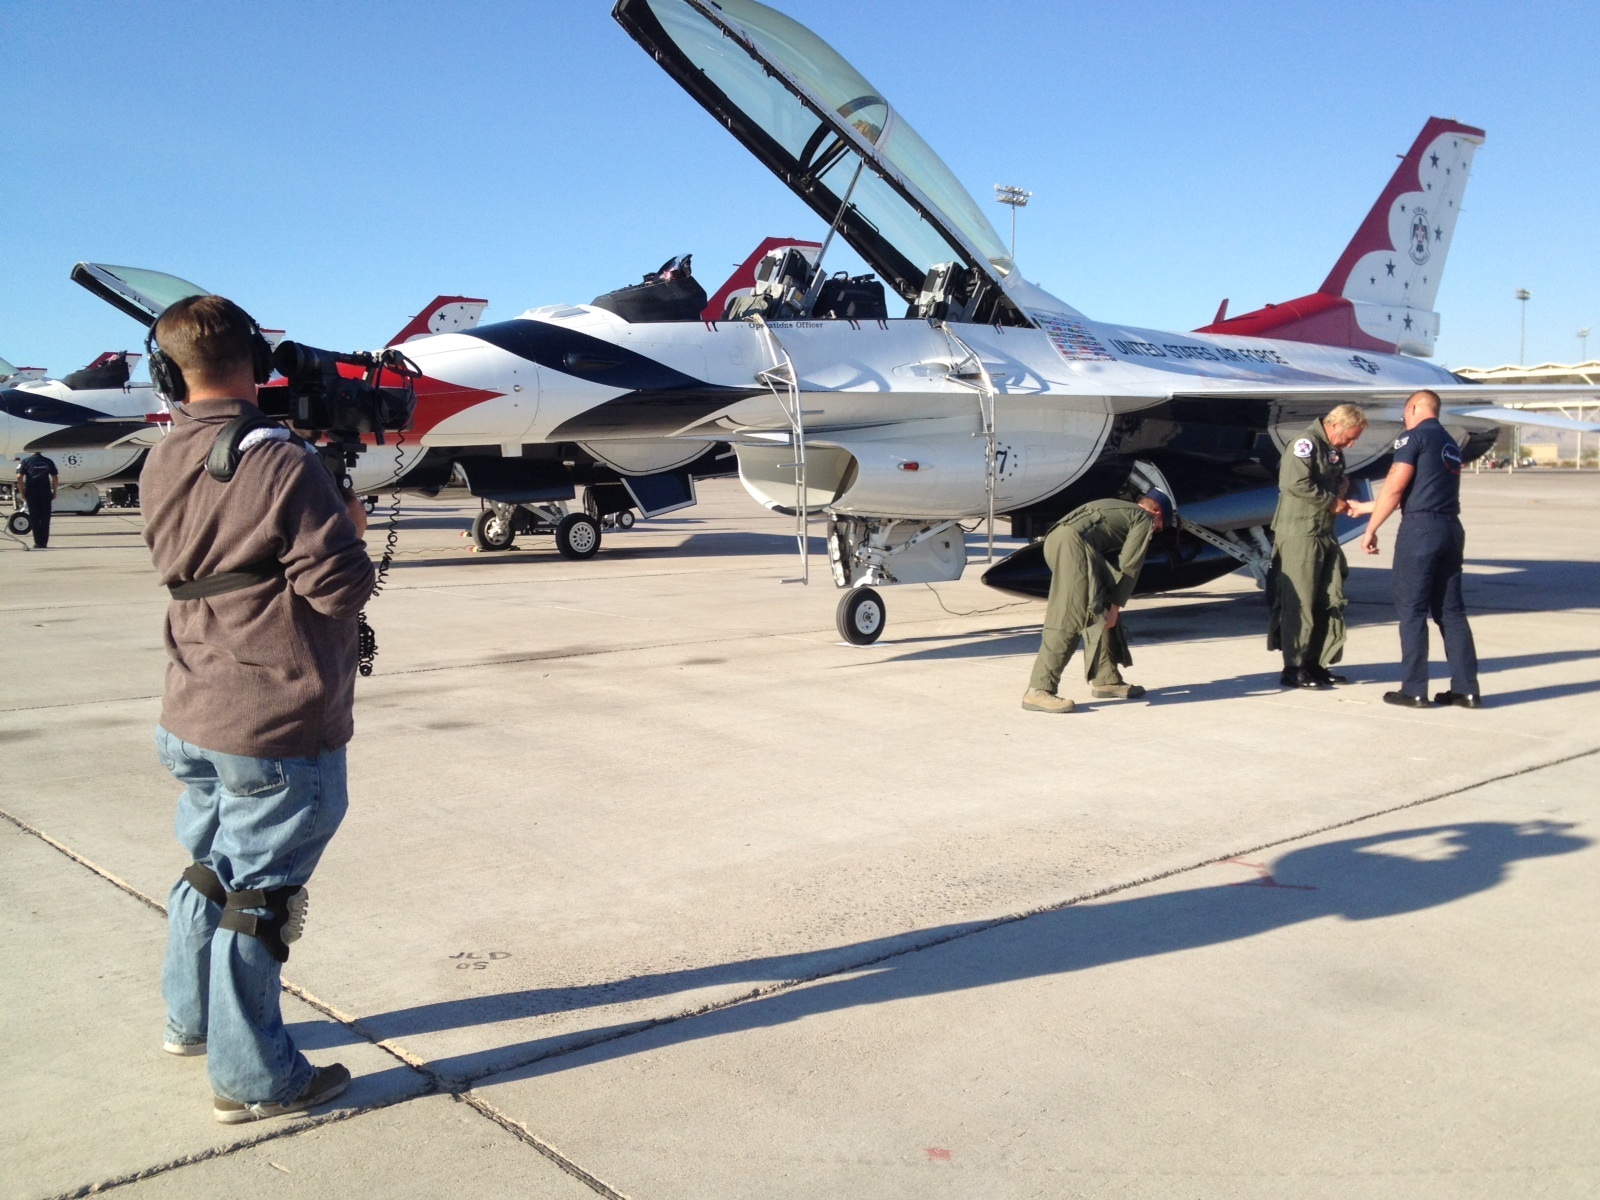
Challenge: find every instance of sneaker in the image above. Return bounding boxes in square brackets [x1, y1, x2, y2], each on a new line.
[213, 1063, 351, 1125]
[1021, 688, 1075, 713]
[1090, 683, 1146, 699]
[163, 1038, 206, 1057]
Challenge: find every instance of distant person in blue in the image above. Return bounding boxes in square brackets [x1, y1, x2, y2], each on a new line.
[1360, 389, 1481, 709]
[15, 451, 59, 549]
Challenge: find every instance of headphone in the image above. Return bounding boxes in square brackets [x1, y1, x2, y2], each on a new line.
[146, 299, 275, 404]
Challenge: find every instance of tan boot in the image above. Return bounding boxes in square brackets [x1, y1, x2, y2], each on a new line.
[1090, 682, 1146, 699]
[1022, 688, 1075, 713]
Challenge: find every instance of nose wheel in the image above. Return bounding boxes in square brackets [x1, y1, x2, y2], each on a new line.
[836, 587, 886, 645]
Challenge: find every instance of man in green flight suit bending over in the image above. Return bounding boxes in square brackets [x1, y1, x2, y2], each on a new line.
[1023, 492, 1171, 714]
[1268, 403, 1370, 689]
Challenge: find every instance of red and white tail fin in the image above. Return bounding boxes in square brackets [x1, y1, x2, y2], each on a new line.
[1198, 117, 1484, 357]
[388, 296, 490, 346]
[701, 237, 823, 321]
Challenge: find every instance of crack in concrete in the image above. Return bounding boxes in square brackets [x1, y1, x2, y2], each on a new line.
[373, 741, 1600, 1088]
[7, 740, 1595, 1200]
[0, 808, 631, 1200]
[37, 1097, 415, 1200]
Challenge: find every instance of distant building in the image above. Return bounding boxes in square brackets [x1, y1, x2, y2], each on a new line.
[1454, 361, 1600, 466]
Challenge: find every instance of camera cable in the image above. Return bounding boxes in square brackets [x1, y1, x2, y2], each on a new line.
[356, 428, 406, 677]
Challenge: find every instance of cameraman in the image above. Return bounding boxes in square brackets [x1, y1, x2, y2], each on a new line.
[142, 295, 373, 1123]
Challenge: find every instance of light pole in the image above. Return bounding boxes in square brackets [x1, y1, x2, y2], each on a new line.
[1580, 327, 1591, 361]
[994, 184, 1031, 260]
[1515, 288, 1531, 365]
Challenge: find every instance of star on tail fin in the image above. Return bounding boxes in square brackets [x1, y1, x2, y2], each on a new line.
[1197, 118, 1484, 357]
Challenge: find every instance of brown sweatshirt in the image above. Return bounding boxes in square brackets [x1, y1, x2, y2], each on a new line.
[142, 398, 375, 758]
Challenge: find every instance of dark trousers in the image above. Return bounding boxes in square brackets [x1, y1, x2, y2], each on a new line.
[25, 494, 51, 548]
[1392, 512, 1478, 698]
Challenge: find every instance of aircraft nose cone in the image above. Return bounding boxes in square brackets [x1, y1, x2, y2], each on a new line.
[981, 541, 1050, 599]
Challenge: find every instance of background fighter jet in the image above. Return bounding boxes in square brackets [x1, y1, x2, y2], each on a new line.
[76, 244, 822, 558]
[2, 350, 153, 522]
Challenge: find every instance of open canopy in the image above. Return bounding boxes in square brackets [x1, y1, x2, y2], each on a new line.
[70, 263, 210, 328]
[614, 0, 1018, 316]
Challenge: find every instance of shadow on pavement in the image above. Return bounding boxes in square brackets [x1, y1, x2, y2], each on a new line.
[329, 821, 1586, 1084]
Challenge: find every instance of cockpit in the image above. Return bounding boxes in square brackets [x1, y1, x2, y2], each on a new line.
[610, 0, 1031, 327]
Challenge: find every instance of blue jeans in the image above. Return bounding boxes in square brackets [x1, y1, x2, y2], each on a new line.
[157, 727, 348, 1104]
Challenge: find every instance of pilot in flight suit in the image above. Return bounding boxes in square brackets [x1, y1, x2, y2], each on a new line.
[1267, 405, 1368, 689]
[1022, 493, 1169, 713]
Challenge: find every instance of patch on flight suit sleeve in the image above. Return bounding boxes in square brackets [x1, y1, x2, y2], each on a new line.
[1292, 438, 1314, 458]
[1394, 435, 1410, 449]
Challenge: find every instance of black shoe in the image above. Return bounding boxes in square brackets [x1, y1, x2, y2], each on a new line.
[1434, 691, 1483, 709]
[1383, 691, 1431, 709]
[1308, 666, 1348, 686]
[1281, 667, 1332, 690]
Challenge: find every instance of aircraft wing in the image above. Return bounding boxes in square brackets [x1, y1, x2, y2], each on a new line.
[1166, 384, 1600, 432]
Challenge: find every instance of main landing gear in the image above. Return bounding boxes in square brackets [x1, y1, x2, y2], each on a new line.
[469, 499, 612, 560]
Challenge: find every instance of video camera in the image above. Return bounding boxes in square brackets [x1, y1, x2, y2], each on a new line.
[260, 341, 417, 450]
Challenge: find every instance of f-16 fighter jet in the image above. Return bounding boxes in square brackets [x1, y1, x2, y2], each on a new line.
[331, 0, 1592, 640]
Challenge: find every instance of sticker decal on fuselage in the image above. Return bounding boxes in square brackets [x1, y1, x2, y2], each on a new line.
[1030, 312, 1115, 362]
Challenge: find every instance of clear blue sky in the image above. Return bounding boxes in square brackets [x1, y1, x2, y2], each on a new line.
[4, 1, 1596, 377]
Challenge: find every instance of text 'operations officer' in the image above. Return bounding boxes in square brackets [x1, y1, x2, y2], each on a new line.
[142, 295, 374, 1124]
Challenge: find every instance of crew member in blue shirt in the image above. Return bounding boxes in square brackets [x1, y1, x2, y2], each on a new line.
[15, 451, 59, 549]
[1359, 389, 1481, 708]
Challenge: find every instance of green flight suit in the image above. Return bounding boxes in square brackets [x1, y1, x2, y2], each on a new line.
[1027, 499, 1154, 694]
[1267, 418, 1349, 670]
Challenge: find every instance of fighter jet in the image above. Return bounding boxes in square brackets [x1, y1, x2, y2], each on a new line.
[2, 350, 154, 523]
[73, 245, 821, 557]
[285, 0, 1588, 640]
[75, 1, 1600, 632]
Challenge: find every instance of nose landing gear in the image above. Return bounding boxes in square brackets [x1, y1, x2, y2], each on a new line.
[836, 586, 886, 645]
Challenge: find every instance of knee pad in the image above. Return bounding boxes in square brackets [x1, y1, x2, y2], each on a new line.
[179, 862, 308, 963]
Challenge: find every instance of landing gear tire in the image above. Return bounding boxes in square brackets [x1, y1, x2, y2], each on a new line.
[616, 510, 636, 530]
[555, 513, 602, 560]
[362, 495, 378, 515]
[837, 587, 886, 645]
[472, 508, 516, 552]
[7, 511, 31, 536]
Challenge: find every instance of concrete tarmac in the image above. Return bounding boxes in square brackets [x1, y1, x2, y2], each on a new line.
[2, 473, 1597, 1198]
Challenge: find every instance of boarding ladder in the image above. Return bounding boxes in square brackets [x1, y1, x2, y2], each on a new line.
[750, 316, 809, 584]
[936, 322, 999, 562]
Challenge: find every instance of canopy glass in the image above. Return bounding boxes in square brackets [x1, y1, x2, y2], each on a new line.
[70, 263, 209, 327]
[621, 0, 1015, 307]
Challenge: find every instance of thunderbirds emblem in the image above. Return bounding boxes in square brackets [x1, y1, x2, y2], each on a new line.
[1409, 208, 1431, 264]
